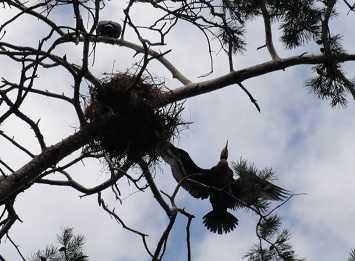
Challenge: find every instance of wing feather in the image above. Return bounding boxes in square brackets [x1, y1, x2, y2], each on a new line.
[231, 175, 289, 206]
[160, 143, 211, 199]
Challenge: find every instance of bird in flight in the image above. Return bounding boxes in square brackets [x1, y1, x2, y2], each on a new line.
[160, 142, 289, 234]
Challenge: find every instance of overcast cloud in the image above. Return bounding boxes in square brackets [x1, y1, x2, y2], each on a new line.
[1, 1, 355, 261]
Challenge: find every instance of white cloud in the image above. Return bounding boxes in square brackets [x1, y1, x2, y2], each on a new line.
[1, 1, 355, 261]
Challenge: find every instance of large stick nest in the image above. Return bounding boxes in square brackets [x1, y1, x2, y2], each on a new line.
[84, 73, 184, 165]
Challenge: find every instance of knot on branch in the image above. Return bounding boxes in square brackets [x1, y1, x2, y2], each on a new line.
[84, 72, 184, 165]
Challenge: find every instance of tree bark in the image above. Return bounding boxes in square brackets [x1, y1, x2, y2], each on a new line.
[0, 126, 93, 204]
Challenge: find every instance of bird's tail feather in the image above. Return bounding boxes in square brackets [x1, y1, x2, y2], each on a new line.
[202, 210, 238, 234]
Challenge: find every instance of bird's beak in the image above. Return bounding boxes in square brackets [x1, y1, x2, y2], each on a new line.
[220, 140, 229, 160]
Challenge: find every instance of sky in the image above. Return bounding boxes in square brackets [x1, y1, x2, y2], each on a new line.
[1, 1, 355, 260]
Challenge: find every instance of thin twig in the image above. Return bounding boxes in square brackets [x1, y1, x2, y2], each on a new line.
[6, 233, 26, 261]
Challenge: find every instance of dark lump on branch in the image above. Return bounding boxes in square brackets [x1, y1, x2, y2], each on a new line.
[96, 20, 122, 38]
[84, 73, 184, 165]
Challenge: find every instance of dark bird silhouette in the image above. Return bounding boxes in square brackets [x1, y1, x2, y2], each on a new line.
[96, 20, 122, 38]
[160, 142, 289, 234]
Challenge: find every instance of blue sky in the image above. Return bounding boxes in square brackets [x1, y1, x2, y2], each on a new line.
[1, 1, 355, 260]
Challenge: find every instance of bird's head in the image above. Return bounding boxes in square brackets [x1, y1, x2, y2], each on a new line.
[220, 141, 228, 160]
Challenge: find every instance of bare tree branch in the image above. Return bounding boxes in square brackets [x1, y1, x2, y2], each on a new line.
[159, 53, 355, 105]
[260, 1, 280, 61]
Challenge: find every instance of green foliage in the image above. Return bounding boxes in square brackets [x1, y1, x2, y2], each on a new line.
[233, 158, 283, 212]
[217, 20, 246, 54]
[307, 35, 355, 106]
[31, 245, 58, 261]
[30, 228, 88, 261]
[232, 159, 302, 260]
[348, 249, 355, 261]
[218, 0, 354, 106]
[244, 230, 304, 261]
[222, 0, 260, 20]
[258, 215, 281, 239]
[279, 1, 321, 48]
[308, 63, 354, 106]
[57, 228, 88, 261]
[220, 0, 321, 48]
[233, 158, 275, 182]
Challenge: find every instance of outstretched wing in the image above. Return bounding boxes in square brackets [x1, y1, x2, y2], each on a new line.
[256, 179, 289, 201]
[232, 176, 289, 207]
[160, 142, 211, 199]
[231, 160, 289, 206]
